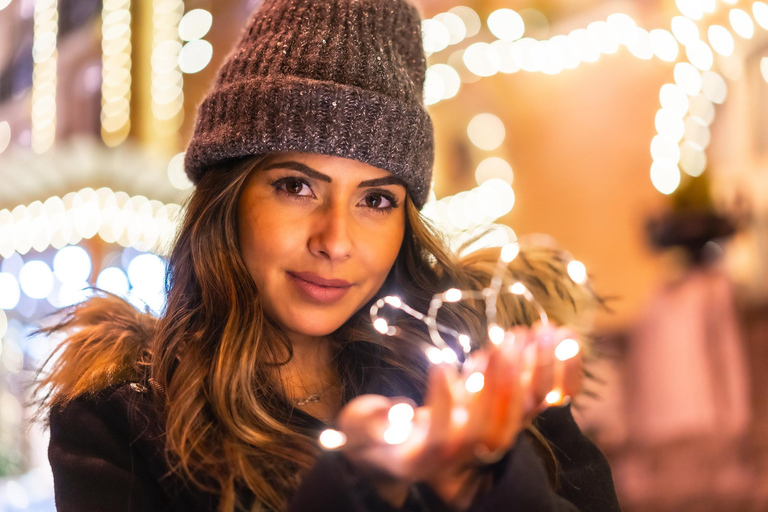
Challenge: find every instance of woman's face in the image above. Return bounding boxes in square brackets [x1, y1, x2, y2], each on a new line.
[238, 152, 407, 341]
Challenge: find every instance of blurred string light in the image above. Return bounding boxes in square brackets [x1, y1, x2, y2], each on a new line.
[421, 180, 514, 234]
[178, 9, 213, 74]
[424, 4, 768, 197]
[467, 113, 505, 151]
[0, 188, 183, 258]
[151, 0, 185, 132]
[101, 0, 132, 146]
[0, 273, 21, 309]
[730, 8, 755, 38]
[31, 0, 59, 153]
[0, 244, 166, 315]
[167, 151, 194, 189]
[755, 2, 768, 29]
[425, 11, 684, 107]
[647, 1, 768, 194]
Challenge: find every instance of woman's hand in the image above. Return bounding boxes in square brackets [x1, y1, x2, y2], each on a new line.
[332, 324, 583, 509]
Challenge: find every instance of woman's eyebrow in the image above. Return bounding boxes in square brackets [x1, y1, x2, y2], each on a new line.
[264, 161, 405, 188]
[263, 161, 332, 182]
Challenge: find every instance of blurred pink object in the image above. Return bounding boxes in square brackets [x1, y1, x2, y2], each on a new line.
[628, 265, 750, 445]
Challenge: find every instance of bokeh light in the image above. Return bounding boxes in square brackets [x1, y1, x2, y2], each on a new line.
[178, 9, 212, 41]
[0, 273, 21, 310]
[53, 245, 92, 284]
[19, 260, 54, 299]
[730, 9, 754, 39]
[467, 113, 505, 151]
[488, 9, 524, 42]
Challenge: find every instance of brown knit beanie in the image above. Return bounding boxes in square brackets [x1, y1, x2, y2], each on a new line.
[183, 0, 434, 208]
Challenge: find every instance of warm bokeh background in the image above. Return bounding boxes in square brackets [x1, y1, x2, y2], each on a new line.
[1, 0, 767, 510]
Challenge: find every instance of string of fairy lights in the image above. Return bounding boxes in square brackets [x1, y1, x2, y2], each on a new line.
[31, 0, 59, 154]
[319, 240, 584, 450]
[419, 0, 768, 213]
[101, 0, 133, 146]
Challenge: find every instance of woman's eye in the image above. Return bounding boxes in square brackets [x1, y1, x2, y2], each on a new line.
[361, 192, 397, 210]
[275, 178, 312, 197]
[367, 194, 387, 208]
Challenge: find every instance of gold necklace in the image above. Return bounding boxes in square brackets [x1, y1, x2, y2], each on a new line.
[291, 381, 342, 407]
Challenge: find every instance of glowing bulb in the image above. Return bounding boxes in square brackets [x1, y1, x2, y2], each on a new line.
[754, 2, 768, 30]
[427, 64, 460, 101]
[383, 296, 402, 308]
[708, 25, 734, 57]
[488, 324, 505, 345]
[178, 40, 213, 74]
[676, 0, 703, 20]
[729, 9, 754, 39]
[463, 42, 501, 77]
[509, 282, 527, 295]
[441, 348, 458, 364]
[422, 19, 451, 53]
[659, 84, 689, 118]
[433, 12, 466, 45]
[475, 157, 513, 185]
[127, 253, 166, 293]
[458, 334, 472, 352]
[319, 429, 347, 449]
[627, 28, 653, 60]
[452, 406, 469, 426]
[96, 267, 130, 297]
[686, 40, 714, 71]
[500, 242, 519, 263]
[649, 29, 678, 62]
[0, 273, 21, 309]
[656, 109, 685, 143]
[383, 426, 411, 445]
[19, 260, 54, 299]
[651, 135, 681, 163]
[567, 260, 587, 284]
[679, 141, 707, 177]
[373, 318, 389, 334]
[167, 152, 193, 190]
[555, 339, 580, 361]
[684, 116, 711, 148]
[674, 62, 702, 96]
[178, 9, 213, 42]
[467, 113, 505, 151]
[487, 9, 524, 42]
[388, 403, 415, 425]
[650, 161, 681, 195]
[701, 71, 727, 104]
[53, 245, 92, 284]
[426, 346, 444, 364]
[465, 372, 485, 393]
[444, 288, 462, 302]
[448, 6, 481, 38]
[545, 390, 563, 404]
[671, 16, 699, 46]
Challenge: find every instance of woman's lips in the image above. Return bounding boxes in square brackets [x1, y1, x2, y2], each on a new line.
[287, 272, 352, 303]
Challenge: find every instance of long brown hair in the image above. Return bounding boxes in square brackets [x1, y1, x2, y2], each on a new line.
[36, 155, 600, 511]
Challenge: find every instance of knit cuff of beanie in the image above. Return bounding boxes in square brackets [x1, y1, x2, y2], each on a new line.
[183, 74, 434, 209]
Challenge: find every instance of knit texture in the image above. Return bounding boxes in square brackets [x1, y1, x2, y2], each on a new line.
[184, 0, 434, 208]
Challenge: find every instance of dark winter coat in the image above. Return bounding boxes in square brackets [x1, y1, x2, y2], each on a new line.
[48, 379, 621, 512]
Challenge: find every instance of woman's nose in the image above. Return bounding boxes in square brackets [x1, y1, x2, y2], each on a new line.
[308, 202, 353, 262]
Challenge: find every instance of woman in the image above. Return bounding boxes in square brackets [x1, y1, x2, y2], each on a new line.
[36, 0, 621, 511]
